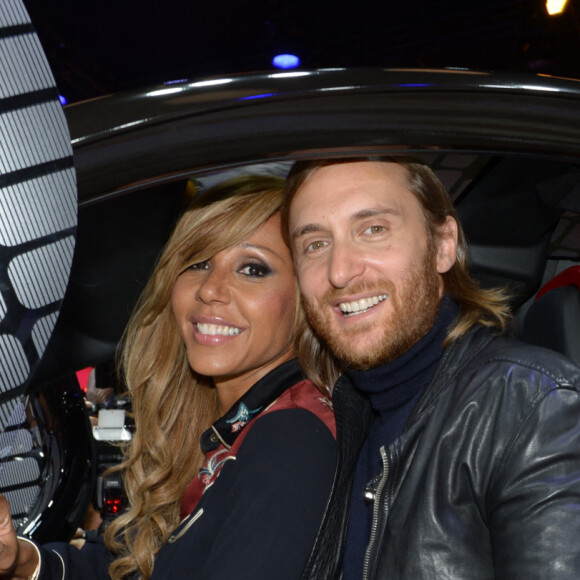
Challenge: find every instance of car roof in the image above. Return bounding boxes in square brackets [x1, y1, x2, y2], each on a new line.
[33, 68, 580, 385]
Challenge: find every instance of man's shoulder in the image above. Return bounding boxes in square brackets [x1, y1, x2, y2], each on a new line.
[417, 327, 580, 436]
[470, 330, 580, 389]
[436, 328, 580, 421]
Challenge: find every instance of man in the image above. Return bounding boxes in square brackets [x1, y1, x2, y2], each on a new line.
[283, 158, 580, 579]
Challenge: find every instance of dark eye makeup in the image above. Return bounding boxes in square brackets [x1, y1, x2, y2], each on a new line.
[239, 262, 272, 278]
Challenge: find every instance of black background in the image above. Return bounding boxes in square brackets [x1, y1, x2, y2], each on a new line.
[23, 0, 580, 103]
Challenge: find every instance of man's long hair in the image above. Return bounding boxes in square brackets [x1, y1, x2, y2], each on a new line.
[282, 156, 512, 390]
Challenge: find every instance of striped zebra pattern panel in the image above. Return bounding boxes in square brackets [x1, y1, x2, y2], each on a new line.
[0, 0, 78, 532]
[0, 0, 77, 398]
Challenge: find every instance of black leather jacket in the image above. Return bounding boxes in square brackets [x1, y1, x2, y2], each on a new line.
[305, 326, 580, 579]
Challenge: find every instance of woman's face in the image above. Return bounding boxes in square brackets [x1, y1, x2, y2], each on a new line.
[171, 213, 297, 410]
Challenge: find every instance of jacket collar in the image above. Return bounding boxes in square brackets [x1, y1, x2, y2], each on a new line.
[332, 324, 497, 435]
[407, 325, 496, 426]
[200, 358, 304, 453]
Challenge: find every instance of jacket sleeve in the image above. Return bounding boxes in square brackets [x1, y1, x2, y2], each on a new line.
[37, 534, 112, 580]
[487, 381, 580, 579]
[170, 408, 337, 580]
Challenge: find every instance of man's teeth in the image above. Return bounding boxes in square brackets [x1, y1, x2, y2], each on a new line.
[197, 323, 241, 336]
[339, 295, 387, 316]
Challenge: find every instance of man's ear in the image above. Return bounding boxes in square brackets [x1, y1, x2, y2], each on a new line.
[435, 216, 458, 274]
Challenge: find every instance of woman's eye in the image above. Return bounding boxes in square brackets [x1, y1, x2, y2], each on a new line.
[364, 225, 385, 235]
[239, 263, 271, 277]
[306, 240, 327, 252]
[188, 260, 209, 271]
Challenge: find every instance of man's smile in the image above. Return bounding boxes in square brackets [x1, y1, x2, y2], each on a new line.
[338, 294, 387, 316]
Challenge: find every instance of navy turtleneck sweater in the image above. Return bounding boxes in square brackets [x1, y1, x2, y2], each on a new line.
[343, 296, 459, 579]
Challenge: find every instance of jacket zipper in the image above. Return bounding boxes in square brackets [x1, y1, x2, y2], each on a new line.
[168, 508, 204, 543]
[362, 446, 390, 580]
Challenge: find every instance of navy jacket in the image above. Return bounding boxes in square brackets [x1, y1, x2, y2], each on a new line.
[38, 360, 337, 579]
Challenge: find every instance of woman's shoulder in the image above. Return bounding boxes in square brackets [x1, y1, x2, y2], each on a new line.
[263, 379, 336, 438]
[235, 403, 337, 476]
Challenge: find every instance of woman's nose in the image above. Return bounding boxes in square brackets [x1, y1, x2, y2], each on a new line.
[195, 268, 231, 304]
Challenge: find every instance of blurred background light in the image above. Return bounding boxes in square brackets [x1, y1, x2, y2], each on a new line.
[272, 53, 300, 70]
[546, 0, 569, 15]
[58, 95, 67, 105]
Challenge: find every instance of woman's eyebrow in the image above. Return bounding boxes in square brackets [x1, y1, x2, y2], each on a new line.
[238, 242, 285, 261]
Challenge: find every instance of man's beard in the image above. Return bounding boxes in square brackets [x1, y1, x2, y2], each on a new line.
[302, 242, 442, 370]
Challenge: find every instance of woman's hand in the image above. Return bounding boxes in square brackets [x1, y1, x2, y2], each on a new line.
[0, 495, 39, 579]
[0, 495, 19, 576]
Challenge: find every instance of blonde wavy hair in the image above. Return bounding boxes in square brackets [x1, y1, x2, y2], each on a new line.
[105, 174, 296, 580]
[281, 157, 513, 390]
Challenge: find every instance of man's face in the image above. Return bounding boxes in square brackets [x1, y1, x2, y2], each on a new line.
[289, 161, 457, 369]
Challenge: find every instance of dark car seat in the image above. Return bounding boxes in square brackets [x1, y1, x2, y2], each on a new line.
[522, 266, 580, 365]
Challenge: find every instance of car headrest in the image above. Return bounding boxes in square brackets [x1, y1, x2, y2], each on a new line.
[522, 266, 580, 365]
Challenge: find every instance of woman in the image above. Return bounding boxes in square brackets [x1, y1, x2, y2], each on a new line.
[0, 175, 336, 580]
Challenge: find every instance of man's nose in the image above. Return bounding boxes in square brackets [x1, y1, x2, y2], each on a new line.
[327, 241, 364, 289]
[195, 268, 230, 304]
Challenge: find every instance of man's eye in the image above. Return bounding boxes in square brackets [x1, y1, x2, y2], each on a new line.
[306, 240, 327, 252]
[239, 263, 271, 277]
[365, 225, 385, 235]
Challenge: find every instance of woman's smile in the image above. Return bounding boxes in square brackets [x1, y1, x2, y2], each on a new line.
[191, 315, 245, 345]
